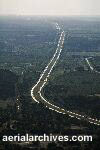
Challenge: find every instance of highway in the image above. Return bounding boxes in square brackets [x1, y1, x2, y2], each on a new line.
[31, 24, 100, 126]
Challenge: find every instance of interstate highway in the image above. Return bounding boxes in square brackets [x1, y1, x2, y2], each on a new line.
[31, 26, 100, 126]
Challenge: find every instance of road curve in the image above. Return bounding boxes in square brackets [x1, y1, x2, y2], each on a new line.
[31, 24, 100, 126]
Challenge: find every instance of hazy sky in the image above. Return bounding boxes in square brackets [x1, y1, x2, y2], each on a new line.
[0, 0, 100, 16]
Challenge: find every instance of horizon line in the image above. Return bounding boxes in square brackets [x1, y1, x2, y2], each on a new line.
[0, 14, 100, 17]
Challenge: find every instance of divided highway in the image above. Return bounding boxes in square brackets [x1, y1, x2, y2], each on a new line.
[31, 24, 100, 126]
